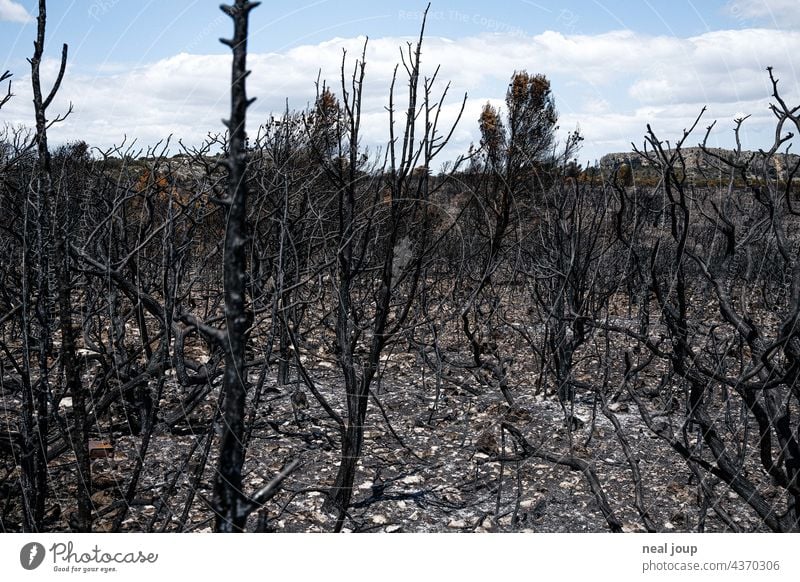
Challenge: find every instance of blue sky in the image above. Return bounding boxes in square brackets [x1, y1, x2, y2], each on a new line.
[0, 1, 777, 63]
[1, 0, 798, 165]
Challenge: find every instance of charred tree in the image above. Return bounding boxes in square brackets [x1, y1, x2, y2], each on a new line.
[213, 0, 260, 533]
[27, 0, 88, 532]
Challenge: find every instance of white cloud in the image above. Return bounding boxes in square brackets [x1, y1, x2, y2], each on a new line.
[0, 0, 32, 23]
[726, 0, 800, 28]
[2, 26, 798, 165]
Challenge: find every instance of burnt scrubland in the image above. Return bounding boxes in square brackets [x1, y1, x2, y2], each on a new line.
[2, 1, 800, 533]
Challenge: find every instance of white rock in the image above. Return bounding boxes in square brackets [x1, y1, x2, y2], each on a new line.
[447, 518, 466, 528]
[402, 474, 423, 485]
[607, 402, 629, 413]
[371, 514, 388, 525]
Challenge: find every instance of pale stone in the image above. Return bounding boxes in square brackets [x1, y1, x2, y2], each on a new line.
[402, 474, 424, 485]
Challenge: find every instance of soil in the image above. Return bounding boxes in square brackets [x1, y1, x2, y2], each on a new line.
[2, 340, 775, 534]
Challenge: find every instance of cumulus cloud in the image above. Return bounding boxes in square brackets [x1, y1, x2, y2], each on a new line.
[628, 29, 798, 105]
[2, 26, 798, 164]
[726, 0, 800, 28]
[0, 0, 32, 23]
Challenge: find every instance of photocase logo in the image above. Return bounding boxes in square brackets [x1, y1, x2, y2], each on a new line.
[20, 542, 46, 570]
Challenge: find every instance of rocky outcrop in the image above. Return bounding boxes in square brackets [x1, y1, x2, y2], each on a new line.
[600, 147, 799, 180]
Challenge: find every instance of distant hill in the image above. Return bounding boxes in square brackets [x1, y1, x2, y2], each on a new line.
[600, 147, 799, 181]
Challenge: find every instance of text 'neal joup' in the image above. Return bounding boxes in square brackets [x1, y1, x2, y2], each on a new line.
[642, 543, 698, 557]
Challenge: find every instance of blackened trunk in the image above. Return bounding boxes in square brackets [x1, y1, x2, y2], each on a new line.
[28, 0, 71, 531]
[58, 238, 91, 531]
[215, 0, 258, 533]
